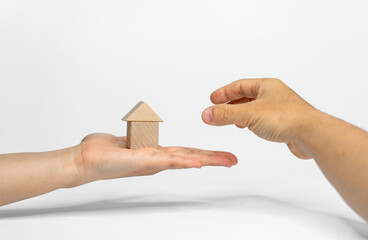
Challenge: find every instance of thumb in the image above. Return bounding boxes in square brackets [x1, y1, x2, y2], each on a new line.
[202, 103, 252, 126]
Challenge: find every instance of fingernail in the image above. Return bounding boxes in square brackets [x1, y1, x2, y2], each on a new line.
[203, 108, 213, 123]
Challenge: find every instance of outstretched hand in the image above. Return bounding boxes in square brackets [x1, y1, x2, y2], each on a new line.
[77, 133, 238, 183]
[202, 78, 317, 159]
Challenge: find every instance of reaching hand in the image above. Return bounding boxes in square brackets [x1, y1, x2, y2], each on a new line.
[77, 133, 238, 183]
[202, 78, 317, 159]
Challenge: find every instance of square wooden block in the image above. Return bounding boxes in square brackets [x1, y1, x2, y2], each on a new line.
[127, 122, 159, 149]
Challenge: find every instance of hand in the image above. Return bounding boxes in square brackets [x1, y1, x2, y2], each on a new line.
[76, 133, 238, 183]
[202, 78, 318, 159]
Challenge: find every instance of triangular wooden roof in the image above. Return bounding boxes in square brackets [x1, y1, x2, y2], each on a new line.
[122, 101, 163, 122]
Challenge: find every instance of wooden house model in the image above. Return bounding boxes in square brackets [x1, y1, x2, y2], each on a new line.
[122, 101, 163, 149]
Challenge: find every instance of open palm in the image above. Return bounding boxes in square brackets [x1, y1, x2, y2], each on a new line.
[78, 133, 237, 182]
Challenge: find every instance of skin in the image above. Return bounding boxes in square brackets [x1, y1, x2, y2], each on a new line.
[0, 134, 237, 206]
[202, 78, 368, 221]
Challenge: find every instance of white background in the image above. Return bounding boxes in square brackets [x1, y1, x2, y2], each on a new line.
[1, 0, 368, 239]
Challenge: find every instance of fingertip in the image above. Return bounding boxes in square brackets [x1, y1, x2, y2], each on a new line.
[210, 91, 218, 104]
[234, 158, 238, 165]
[202, 107, 213, 124]
[222, 160, 236, 168]
[220, 153, 238, 166]
[229, 153, 238, 165]
[200, 151, 237, 167]
[231, 158, 238, 166]
[226, 163, 234, 168]
[210, 88, 226, 104]
[224, 158, 237, 167]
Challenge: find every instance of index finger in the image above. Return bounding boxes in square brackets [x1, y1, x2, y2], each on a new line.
[161, 147, 238, 167]
[210, 79, 263, 104]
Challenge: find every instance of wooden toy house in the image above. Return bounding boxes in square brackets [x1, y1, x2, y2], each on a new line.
[122, 101, 163, 149]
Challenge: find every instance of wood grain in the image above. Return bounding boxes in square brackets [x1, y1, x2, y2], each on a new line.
[127, 122, 159, 149]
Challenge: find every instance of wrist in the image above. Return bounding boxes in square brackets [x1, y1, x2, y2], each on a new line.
[291, 109, 328, 158]
[61, 144, 87, 188]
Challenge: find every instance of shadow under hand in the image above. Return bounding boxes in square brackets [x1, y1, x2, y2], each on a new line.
[0, 195, 206, 219]
[203, 194, 368, 239]
[0, 193, 367, 239]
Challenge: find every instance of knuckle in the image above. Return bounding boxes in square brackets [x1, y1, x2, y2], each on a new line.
[224, 88, 232, 101]
[258, 78, 283, 97]
[272, 78, 283, 85]
[233, 79, 244, 85]
[263, 78, 282, 84]
[261, 78, 272, 84]
[213, 105, 229, 122]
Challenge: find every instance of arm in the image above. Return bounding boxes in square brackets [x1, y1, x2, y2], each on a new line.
[0, 146, 80, 206]
[202, 78, 368, 220]
[296, 111, 368, 219]
[0, 134, 237, 206]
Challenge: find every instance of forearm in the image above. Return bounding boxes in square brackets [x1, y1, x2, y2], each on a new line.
[295, 110, 368, 220]
[0, 145, 82, 206]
